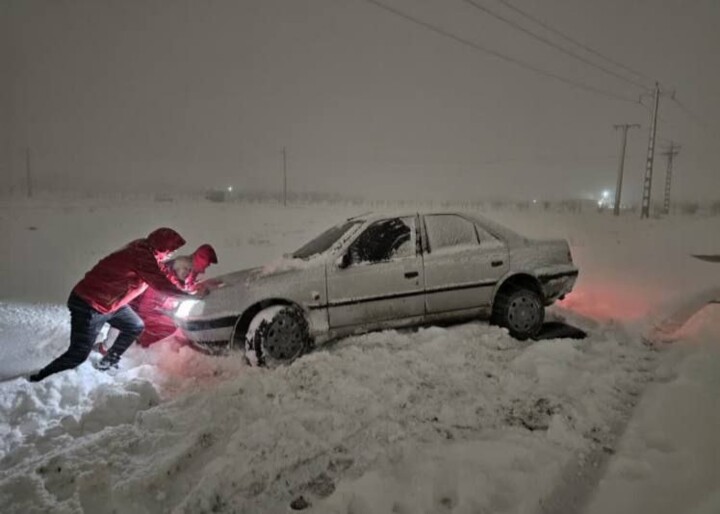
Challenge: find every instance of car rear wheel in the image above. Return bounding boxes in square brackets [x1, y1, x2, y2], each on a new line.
[492, 287, 544, 340]
[245, 305, 310, 367]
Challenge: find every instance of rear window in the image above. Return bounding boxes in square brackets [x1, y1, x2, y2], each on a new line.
[425, 214, 479, 251]
[292, 221, 359, 259]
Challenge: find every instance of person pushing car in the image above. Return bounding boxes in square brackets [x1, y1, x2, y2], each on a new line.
[29, 228, 196, 382]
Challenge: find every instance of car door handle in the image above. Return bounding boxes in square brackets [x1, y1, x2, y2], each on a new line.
[404, 271, 419, 279]
[491, 260, 504, 267]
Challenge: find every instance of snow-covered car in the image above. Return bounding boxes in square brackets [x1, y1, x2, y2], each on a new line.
[176, 212, 578, 364]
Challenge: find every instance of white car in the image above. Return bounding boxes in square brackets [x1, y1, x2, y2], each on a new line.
[177, 212, 578, 364]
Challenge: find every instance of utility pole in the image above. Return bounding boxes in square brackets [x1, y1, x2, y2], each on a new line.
[660, 142, 681, 215]
[640, 82, 661, 219]
[25, 147, 33, 198]
[612, 123, 640, 216]
[282, 146, 287, 206]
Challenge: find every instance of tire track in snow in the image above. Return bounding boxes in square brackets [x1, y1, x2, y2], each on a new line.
[537, 345, 660, 514]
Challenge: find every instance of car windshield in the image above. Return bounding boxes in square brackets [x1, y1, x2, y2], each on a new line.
[292, 221, 360, 259]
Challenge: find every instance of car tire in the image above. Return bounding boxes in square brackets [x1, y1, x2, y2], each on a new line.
[492, 287, 545, 340]
[245, 305, 310, 367]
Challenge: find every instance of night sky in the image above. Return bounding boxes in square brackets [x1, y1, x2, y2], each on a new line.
[3, 0, 718, 201]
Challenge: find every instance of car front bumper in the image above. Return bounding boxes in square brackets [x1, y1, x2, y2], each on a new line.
[175, 315, 236, 351]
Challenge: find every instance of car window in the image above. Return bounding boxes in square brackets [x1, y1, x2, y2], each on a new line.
[348, 217, 416, 265]
[425, 214, 479, 251]
[474, 224, 498, 243]
[292, 221, 359, 259]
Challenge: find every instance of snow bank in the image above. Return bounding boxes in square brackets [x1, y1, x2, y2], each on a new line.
[0, 316, 651, 513]
[0, 303, 246, 463]
[584, 307, 720, 514]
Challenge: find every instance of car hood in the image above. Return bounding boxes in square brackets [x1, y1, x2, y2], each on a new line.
[212, 267, 263, 288]
[211, 257, 324, 289]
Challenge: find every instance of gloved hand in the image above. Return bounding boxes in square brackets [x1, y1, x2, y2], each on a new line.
[194, 284, 211, 298]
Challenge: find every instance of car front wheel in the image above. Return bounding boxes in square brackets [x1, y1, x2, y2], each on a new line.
[492, 287, 544, 340]
[245, 305, 310, 366]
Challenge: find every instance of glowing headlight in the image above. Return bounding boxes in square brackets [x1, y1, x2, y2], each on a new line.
[176, 299, 200, 318]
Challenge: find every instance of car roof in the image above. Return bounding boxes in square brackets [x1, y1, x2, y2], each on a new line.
[347, 210, 527, 244]
[349, 210, 477, 221]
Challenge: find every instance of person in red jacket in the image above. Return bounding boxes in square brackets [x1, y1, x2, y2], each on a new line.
[29, 228, 192, 382]
[130, 244, 218, 347]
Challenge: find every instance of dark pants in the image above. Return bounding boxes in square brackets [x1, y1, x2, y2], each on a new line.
[32, 293, 145, 381]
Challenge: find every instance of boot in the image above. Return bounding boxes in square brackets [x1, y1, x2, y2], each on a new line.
[96, 353, 120, 371]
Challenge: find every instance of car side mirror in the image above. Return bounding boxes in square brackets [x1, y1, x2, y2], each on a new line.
[336, 253, 351, 269]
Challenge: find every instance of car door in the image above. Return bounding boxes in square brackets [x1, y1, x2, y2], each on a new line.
[326, 216, 425, 328]
[422, 214, 509, 314]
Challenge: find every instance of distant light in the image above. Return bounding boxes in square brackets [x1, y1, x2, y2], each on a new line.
[532, 199, 537, 204]
[227, 186, 233, 192]
[602, 190, 610, 198]
[598, 200, 603, 207]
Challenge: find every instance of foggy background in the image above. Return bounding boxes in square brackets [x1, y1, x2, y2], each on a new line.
[2, 0, 718, 202]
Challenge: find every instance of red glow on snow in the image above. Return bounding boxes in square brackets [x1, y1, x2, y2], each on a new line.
[154, 344, 195, 376]
[559, 281, 662, 322]
[138, 332, 237, 385]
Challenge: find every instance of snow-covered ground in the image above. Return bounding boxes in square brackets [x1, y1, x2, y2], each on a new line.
[1, 195, 719, 513]
[585, 307, 720, 514]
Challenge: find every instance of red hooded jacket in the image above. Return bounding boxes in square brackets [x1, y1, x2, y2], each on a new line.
[72, 228, 189, 314]
[129, 244, 219, 346]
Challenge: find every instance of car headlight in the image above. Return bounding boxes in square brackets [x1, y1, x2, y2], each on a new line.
[176, 299, 202, 319]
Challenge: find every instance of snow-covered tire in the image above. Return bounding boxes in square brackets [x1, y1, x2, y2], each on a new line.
[492, 287, 544, 340]
[245, 305, 310, 367]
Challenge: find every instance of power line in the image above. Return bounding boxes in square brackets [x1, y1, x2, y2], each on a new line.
[360, 0, 638, 103]
[494, 0, 654, 85]
[462, 0, 650, 91]
[639, 97, 674, 128]
[671, 96, 712, 133]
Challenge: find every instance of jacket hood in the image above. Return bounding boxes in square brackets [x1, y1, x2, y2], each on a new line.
[147, 228, 186, 253]
[193, 244, 218, 272]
